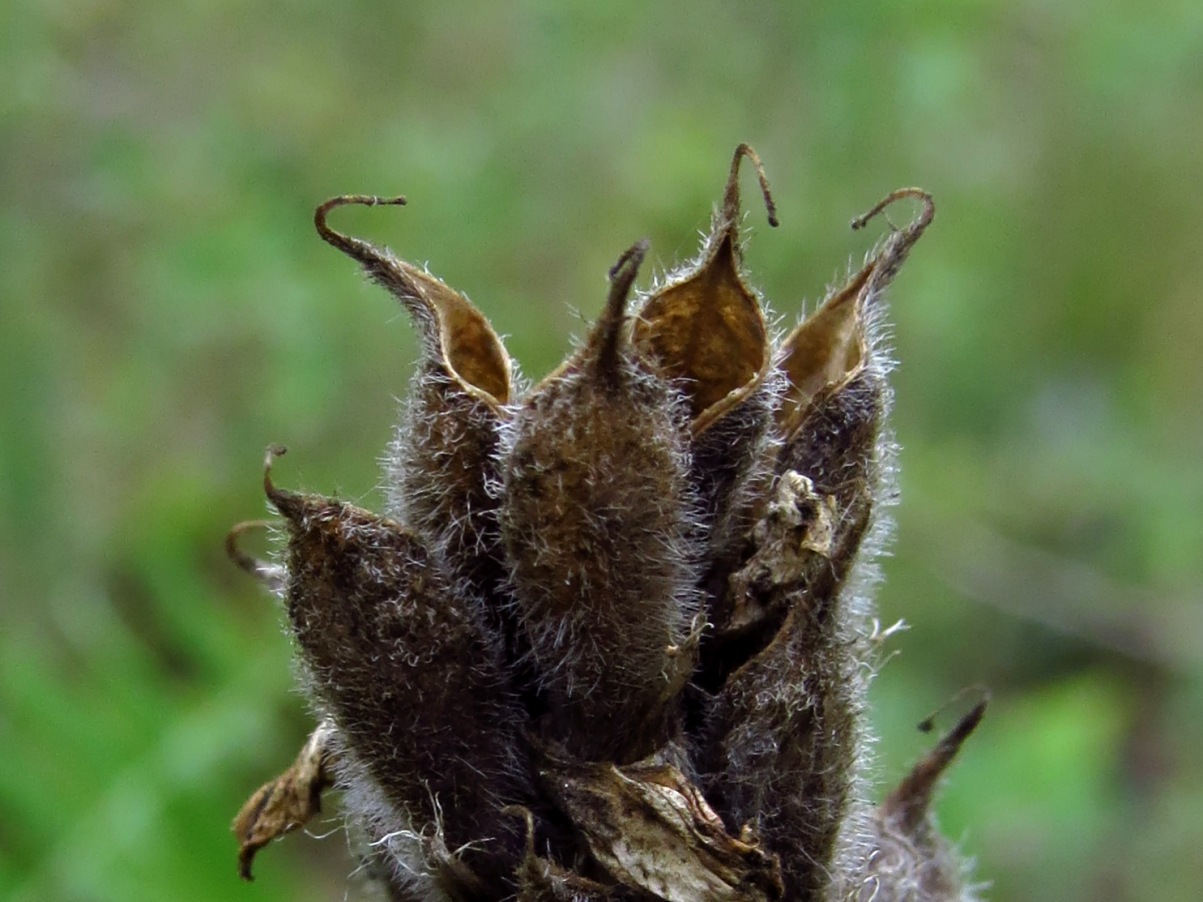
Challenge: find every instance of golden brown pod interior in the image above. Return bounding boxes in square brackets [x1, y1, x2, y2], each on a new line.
[777, 188, 935, 436]
[633, 145, 776, 434]
[315, 195, 511, 407]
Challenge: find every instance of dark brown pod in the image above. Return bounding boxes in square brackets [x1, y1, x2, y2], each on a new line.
[263, 446, 529, 886]
[863, 699, 987, 902]
[499, 243, 698, 762]
[632, 145, 779, 565]
[697, 472, 867, 902]
[316, 196, 512, 591]
[698, 192, 935, 900]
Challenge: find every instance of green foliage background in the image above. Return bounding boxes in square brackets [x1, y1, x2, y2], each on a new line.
[3, 2, 1201, 899]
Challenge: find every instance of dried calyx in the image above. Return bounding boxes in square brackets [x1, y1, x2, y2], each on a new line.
[228, 147, 984, 902]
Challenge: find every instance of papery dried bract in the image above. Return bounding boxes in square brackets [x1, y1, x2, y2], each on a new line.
[232, 720, 336, 881]
[500, 243, 698, 763]
[539, 753, 783, 902]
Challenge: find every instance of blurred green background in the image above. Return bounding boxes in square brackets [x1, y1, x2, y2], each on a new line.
[3, 1, 1201, 899]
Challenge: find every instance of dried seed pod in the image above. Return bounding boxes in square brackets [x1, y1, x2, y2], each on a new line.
[316, 196, 512, 590]
[632, 145, 779, 563]
[263, 446, 529, 885]
[229, 152, 985, 902]
[499, 242, 699, 763]
[699, 193, 935, 901]
[862, 700, 988, 902]
[698, 471, 868, 902]
[777, 187, 935, 455]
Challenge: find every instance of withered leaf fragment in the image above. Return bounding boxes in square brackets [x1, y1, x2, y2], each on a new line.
[264, 445, 531, 886]
[229, 147, 987, 902]
[539, 751, 783, 902]
[232, 721, 336, 881]
[500, 242, 698, 763]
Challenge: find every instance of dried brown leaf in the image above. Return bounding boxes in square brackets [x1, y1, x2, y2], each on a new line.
[540, 754, 782, 902]
[232, 721, 336, 881]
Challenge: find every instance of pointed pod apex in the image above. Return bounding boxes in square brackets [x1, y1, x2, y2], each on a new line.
[315, 194, 408, 259]
[850, 186, 933, 237]
[883, 693, 989, 833]
[263, 444, 305, 521]
[589, 239, 648, 384]
[776, 188, 935, 436]
[724, 144, 779, 230]
[633, 147, 773, 430]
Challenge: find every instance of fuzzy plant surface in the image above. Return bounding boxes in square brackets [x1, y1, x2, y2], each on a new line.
[227, 145, 986, 902]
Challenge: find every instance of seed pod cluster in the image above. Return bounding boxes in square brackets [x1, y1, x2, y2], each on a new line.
[229, 147, 985, 902]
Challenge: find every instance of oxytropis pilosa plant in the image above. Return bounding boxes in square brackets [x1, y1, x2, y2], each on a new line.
[228, 145, 986, 902]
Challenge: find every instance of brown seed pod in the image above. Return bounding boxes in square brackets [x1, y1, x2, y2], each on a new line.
[697, 471, 869, 902]
[697, 192, 936, 901]
[499, 242, 699, 763]
[263, 445, 530, 886]
[632, 145, 779, 565]
[863, 699, 988, 902]
[316, 196, 512, 591]
[777, 187, 935, 446]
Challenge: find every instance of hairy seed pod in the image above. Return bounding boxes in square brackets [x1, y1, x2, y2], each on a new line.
[316, 196, 512, 592]
[698, 470, 867, 901]
[499, 242, 698, 763]
[263, 446, 529, 888]
[698, 193, 935, 901]
[632, 145, 778, 566]
[863, 700, 988, 902]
